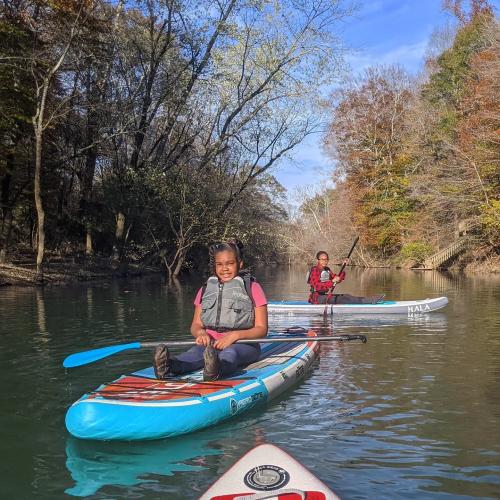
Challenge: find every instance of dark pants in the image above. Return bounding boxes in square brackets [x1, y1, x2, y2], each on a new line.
[170, 343, 261, 375]
[317, 293, 374, 304]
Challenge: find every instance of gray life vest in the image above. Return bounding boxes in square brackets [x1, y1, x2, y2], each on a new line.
[200, 275, 254, 331]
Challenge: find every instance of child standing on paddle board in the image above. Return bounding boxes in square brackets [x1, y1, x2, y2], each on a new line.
[308, 251, 384, 304]
[154, 240, 268, 381]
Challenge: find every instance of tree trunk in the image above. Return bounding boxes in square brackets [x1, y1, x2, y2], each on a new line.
[34, 127, 45, 279]
[0, 207, 13, 264]
[173, 248, 186, 279]
[30, 19, 77, 279]
[163, 250, 178, 282]
[0, 164, 13, 263]
[30, 215, 36, 252]
[55, 177, 66, 250]
[80, 116, 98, 256]
[85, 227, 93, 256]
[113, 211, 125, 261]
[32, 75, 52, 281]
[163, 255, 173, 281]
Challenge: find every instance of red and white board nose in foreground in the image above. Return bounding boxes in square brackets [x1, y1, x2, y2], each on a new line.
[200, 443, 340, 500]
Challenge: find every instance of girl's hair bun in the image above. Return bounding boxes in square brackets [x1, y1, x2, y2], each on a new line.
[227, 238, 244, 252]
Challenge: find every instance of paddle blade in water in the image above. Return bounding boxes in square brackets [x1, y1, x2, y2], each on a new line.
[63, 342, 141, 368]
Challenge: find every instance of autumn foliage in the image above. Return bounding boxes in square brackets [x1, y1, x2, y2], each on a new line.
[324, 66, 416, 259]
[312, 4, 499, 268]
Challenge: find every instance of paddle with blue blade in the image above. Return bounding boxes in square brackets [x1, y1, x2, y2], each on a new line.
[63, 334, 367, 368]
[324, 235, 360, 316]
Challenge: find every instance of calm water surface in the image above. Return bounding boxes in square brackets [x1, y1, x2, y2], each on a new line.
[1, 268, 499, 499]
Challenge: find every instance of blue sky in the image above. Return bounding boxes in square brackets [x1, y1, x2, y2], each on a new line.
[274, 0, 499, 203]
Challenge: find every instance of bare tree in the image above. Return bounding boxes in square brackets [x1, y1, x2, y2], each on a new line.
[26, 2, 95, 277]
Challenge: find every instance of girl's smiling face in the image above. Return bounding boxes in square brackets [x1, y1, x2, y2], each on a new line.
[214, 249, 241, 282]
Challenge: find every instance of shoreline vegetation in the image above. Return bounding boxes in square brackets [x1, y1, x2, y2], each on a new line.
[1, 248, 498, 288]
[1, 2, 497, 282]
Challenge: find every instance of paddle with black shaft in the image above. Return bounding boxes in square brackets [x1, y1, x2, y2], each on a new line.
[63, 334, 367, 368]
[323, 235, 360, 316]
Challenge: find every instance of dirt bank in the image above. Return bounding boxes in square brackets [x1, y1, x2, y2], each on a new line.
[0, 259, 162, 286]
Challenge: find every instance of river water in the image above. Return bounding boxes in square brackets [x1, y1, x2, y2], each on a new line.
[1, 267, 499, 499]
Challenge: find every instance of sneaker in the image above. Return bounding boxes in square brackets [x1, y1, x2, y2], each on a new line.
[203, 344, 220, 381]
[372, 294, 385, 304]
[153, 344, 170, 380]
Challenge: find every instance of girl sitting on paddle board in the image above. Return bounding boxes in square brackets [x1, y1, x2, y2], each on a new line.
[308, 251, 384, 304]
[154, 240, 268, 381]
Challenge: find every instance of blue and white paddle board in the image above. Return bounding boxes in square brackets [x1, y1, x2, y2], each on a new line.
[65, 332, 320, 441]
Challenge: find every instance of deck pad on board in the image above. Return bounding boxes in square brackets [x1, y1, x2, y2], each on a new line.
[90, 377, 245, 402]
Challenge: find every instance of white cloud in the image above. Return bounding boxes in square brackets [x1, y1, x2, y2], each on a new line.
[347, 38, 429, 74]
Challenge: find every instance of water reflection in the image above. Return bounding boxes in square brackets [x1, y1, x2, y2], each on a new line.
[65, 421, 268, 497]
[268, 313, 448, 337]
[36, 288, 47, 336]
[2, 268, 499, 499]
[86, 287, 93, 320]
[65, 433, 222, 497]
[116, 299, 126, 334]
[329, 313, 449, 331]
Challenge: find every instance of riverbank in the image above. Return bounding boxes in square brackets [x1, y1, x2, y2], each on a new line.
[392, 248, 500, 274]
[1, 248, 498, 287]
[0, 258, 162, 286]
[433, 249, 500, 274]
